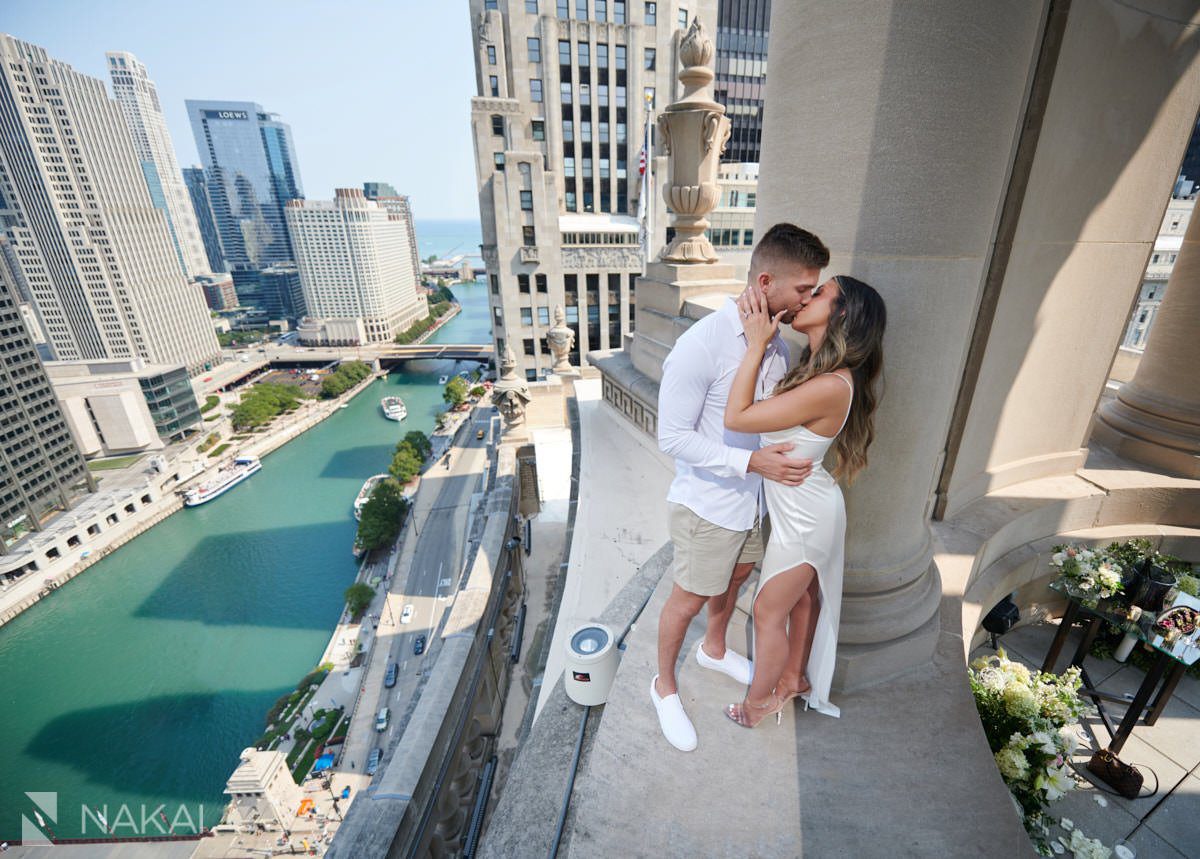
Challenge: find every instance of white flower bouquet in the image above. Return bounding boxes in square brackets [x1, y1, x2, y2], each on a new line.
[969, 650, 1094, 855]
[1050, 545, 1125, 605]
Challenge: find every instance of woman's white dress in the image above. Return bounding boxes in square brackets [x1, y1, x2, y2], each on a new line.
[757, 374, 851, 718]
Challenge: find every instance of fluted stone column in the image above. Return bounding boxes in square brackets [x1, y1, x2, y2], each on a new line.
[755, 1, 1047, 689]
[1095, 210, 1200, 476]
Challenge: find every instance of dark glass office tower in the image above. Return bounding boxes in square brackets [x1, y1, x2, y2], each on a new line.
[715, 0, 770, 164]
[185, 101, 304, 271]
[183, 166, 227, 273]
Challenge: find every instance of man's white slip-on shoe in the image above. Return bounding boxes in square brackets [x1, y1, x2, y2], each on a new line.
[695, 642, 753, 686]
[650, 675, 697, 752]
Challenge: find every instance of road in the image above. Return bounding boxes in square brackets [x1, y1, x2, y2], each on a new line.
[335, 406, 493, 787]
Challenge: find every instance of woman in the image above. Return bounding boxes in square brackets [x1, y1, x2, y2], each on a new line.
[723, 275, 886, 726]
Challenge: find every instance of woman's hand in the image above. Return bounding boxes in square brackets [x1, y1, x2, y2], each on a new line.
[736, 285, 785, 351]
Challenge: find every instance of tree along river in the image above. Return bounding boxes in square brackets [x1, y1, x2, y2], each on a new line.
[0, 278, 491, 840]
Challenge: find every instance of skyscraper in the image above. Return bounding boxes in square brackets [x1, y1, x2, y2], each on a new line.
[714, 0, 769, 164]
[183, 166, 227, 272]
[469, 0, 715, 381]
[106, 51, 211, 280]
[186, 100, 304, 272]
[286, 189, 426, 344]
[363, 181, 423, 293]
[0, 35, 222, 375]
[0, 239, 91, 556]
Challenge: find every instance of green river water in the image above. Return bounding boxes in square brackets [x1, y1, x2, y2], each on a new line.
[0, 274, 491, 841]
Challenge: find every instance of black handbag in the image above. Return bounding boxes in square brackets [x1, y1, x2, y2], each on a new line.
[1086, 748, 1144, 799]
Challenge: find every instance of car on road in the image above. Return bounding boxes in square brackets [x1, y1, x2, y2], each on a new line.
[384, 662, 398, 688]
[476, 428, 485, 440]
[366, 748, 381, 776]
[400, 604, 414, 624]
[413, 634, 427, 655]
[375, 707, 390, 732]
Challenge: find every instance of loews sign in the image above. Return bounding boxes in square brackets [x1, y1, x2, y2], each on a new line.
[204, 109, 249, 121]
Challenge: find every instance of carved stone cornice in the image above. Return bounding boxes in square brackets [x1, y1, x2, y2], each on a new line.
[519, 246, 540, 263]
[471, 97, 523, 115]
[561, 247, 643, 270]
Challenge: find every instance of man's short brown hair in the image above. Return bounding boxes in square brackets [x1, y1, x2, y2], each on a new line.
[749, 223, 830, 274]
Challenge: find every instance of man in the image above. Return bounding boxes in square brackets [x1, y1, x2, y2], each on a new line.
[651, 223, 830, 751]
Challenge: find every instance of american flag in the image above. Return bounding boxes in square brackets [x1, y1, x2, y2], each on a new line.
[638, 144, 647, 176]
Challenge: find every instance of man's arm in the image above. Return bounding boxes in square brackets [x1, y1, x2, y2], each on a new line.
[658, 333, 752, 477]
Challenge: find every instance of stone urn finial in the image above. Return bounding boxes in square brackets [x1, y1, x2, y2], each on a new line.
[545, 305, 576, 373]
[657, 14, 729, 264]
[493, 345, 531, 428]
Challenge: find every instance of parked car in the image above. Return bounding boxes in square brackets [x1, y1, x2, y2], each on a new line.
[476, 428, 485, 440]
[400, 604, 414, 624]
[375, 707, 390, 732]
[384, 662, 398, 688]
[366, 748, 381, 776]
[413, 634, 427, 656]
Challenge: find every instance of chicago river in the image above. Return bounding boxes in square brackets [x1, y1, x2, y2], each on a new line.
[0, 272, 490, 841]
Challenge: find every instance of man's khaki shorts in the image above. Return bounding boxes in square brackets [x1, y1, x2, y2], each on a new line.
[668, 502, 766, 597]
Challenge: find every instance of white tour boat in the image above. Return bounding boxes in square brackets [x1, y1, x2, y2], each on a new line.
[381, 396, 407, 421]
[184, 455, 262, 507]
[353, 473, 391, 520]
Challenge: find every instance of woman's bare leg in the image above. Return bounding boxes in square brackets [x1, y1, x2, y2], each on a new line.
[745, 564, 816, 705]
[779, 575, 821, 695]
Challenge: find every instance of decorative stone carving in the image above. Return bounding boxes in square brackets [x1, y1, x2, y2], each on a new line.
[560, 246, 643, 269]
[518, 246, 540, 263]
[493, 346, 531, 428]
[477, 12, 492, 43]
[546, 305, 575, 372]
[471, 97, 523, 114]
[658, 17, 730, 264]
[480, 244, 499, 266]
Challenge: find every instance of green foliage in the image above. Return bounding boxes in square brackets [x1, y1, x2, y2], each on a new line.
[208, 443, 231, 458]
[197, 432, 221, 453]
[403, 431, 432, 460]
[432, 284, 455, 305]
[394, 313, 437, 344]
[429, 301, 451, 318]
[356, 480, 409, 552]
[443, 376, 469, 407]
[217, 326, 270, 347]
[344, 581, 376, 619]
[470, 385, 486, 398]
[200, 395, 220, 413]
[389, 442, 424, 485]
[319, 360, 372, 399]
[231, 383, 307, 430]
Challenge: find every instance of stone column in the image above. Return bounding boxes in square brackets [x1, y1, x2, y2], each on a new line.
[1094, 209, 1200, 477]
[754, 1, 1048, 689]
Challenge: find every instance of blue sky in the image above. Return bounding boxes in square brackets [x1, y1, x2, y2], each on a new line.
[5, 0, 481, 220]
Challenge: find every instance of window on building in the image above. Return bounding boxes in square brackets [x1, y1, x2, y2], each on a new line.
[528, 37, 542, 62]
[489, 75, 500, 97]
[598, 84, 609, 106]
[565, 190, 577, 210]
[600, 158, 610, 178]
[597, 43, 609, 68]
[494, 152, 506, 170]
[1139, 311, 1148, 323]
[576, 0, 588, 17]
[524, 337, 536, 355]
[744, 229, 754, 245]
[530, 79, 543, 101]
[747, 191, 757, 207]
[493, 306, 504, 325]
[536, 273, 548, 292]
[583, 156, 593, 175]
[644, 47, 656, 70]
[678, 7, 687, 27]
[563, 119, 574, 141]
[532, 119, 546, 140]
[564, 156, 576, 177]
[489, 274, 499, 294]
[521, 308, 534, 326]
[645, 2, 656, 24]
[487, 45, 497, 65]
[596, 0, 607, 21]
[526, 0, 539, 11]
[491, 115, 504, 136]
[559, 40, 571, 66]
[557, 0, 569, 17]
[579, 42, 590, 67]
[583, 190, 594, 210]
[538, 306, 550, 325]
[486, 0, 498, 7]
[520, 190, 533, 210]
[599, 120, 610, 143]
[616, 85, 627, 107]
[523, 225, 536, 245]
[518, 274, 531, 293]
[578, 83, 590, 106]
[616, 121, 627, 143]
[614, 1, 626, 23]
[615, 45, 626, 69]
[561, 81, 573, 103]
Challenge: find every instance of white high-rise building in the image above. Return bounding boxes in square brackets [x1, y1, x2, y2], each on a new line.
[0, 35, 221, 375]
[285, 189, 427, 345]
[106, 51, 211, 281]
[469, 0, 716, 381]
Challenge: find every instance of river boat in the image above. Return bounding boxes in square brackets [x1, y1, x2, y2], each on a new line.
[353, 473, 391, 520]
[184, 456, 262, 507]
[438, 375, 450, 385]
[381, 396, 407, 421]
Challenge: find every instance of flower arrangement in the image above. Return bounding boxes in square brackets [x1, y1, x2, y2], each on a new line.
[969, 650, 1094, 855]
[1049, 545, 1124, 603]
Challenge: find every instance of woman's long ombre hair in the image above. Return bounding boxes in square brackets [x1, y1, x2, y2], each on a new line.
[774, 275, 886, 483]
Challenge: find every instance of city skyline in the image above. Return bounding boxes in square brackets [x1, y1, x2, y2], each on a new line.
[3, 0, 481, 220]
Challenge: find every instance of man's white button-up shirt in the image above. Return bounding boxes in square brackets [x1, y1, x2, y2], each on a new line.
[657, 297, 789, 532]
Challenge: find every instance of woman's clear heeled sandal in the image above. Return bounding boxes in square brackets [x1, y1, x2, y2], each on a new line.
[725, 693, 787, 728]
[776, 679, 812, 713]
